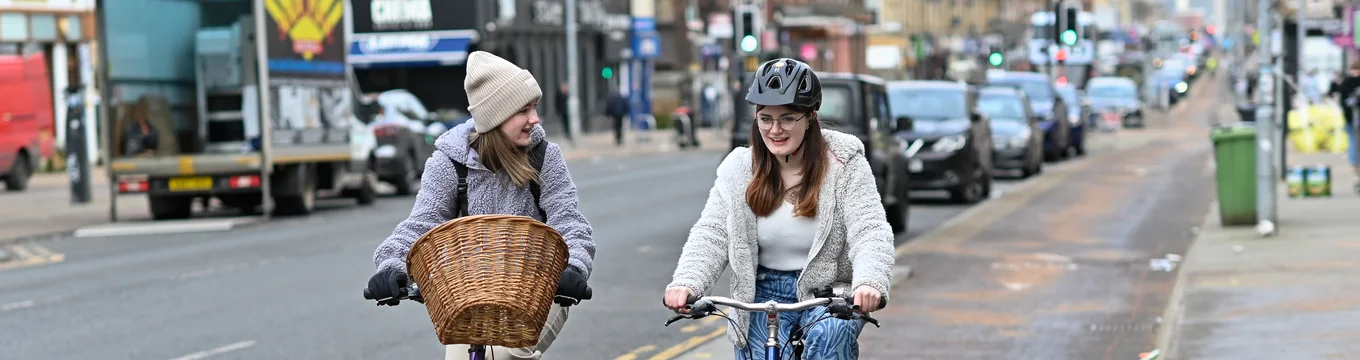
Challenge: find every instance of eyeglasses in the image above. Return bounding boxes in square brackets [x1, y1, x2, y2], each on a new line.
[756, 113, 808, 130]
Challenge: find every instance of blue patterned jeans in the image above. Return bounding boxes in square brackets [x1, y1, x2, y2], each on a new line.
[736, 267, 863, 360]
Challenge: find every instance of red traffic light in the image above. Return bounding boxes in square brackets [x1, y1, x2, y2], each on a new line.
[1056, 76, 1068, 85]
[1055, 49, 1068, 61]
[1206, 25, 1216, 35]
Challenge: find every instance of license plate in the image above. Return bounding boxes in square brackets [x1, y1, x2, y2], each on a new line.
[908, 159, 924, 173]
[168, 176, 213, 191]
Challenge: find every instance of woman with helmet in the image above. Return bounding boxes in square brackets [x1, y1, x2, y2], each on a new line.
[662, 58, 896, 358]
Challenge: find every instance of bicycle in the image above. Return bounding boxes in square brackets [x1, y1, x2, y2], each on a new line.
[364, 283, 591, 360]
[663, 286, 885, 360]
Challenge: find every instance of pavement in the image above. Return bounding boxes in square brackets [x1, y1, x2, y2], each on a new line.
[1153, 144, 1360, 359]
[0, 127, 729, 246]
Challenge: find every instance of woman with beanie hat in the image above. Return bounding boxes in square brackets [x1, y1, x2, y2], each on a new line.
[367, 51, 595, 359]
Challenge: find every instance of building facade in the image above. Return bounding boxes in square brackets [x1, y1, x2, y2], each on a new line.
[350, 0, 631, 135]
[0, 0, 97, 160]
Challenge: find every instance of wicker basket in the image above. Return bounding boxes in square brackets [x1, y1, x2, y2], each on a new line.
[406, 214, 569, 347]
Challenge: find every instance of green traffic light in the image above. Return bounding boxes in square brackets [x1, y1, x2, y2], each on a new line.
[740, 35, 758, 53]
[1061, 30, 1077, 46]
[989, 53, 1003, 66]
[601, 67, 613, 79]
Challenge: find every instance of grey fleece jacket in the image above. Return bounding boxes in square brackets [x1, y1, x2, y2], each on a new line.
[667, 129, 896, 348]
[373, 119, 596, 278]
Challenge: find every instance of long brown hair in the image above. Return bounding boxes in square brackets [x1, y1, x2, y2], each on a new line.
[745, 105, 829, 217]
[468, 130, 539, 187]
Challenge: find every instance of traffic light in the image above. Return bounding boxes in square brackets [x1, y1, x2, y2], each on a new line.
[736, 6, 759, 54]
[1205, 25, 1216, 35]
[988, 45, 1003, 67]
[1056, 76, 1068, 85]
[601, 66, 614, 79]
[1061, 5, 1079, 46]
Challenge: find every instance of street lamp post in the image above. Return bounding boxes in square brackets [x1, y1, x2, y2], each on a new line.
[1254, 0, 1277, 236]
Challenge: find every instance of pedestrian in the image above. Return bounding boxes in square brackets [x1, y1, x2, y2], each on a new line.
[606, 86, 629, 146]
[1330, 61, 1360, 192]
[555, 81, 574, 145]
[366, 51, 596, 360]
[661, 58, 896, 359]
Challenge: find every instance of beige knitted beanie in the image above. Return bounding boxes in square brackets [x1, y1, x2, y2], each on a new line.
[465, 51, 542, 134]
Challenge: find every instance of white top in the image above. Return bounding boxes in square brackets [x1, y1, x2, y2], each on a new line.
[756, 201, 819, 271]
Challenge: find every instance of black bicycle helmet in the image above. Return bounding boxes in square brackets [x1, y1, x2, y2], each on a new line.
[745, 58, 821, 111]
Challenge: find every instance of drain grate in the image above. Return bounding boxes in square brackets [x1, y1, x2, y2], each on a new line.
[1085, 323, 1159, 333]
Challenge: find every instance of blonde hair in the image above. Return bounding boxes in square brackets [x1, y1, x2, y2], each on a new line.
[468, 130, 539, 188]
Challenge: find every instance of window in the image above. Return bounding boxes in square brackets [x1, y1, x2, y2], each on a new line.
[817, 86, 861, 134]
[887, 88, 968, 119]
[979, 94, 1027, 120]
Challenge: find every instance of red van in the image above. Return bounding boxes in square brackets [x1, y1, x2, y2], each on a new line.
[0, 52, 56, 191]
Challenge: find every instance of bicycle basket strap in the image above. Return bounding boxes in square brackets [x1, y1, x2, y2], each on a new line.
[452, 160, 470, 218]
[528, 141, 548, 220]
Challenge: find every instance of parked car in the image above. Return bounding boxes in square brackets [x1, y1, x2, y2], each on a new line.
[358, 89, 447, 196]
[732, 73, 914, 233]
[986, 71, 1071, 161]
[977, 86, 1044, 177]
[1085, 76, 1145, 128]
[1055, 83, 1090, 156]
[887, 80, 994, 203]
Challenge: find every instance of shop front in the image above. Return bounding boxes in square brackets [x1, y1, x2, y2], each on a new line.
[483, 0, 631, 134]
[773, 4, 871, 74]
[349, 0, 481, 113]
[0, 0, 97, 164]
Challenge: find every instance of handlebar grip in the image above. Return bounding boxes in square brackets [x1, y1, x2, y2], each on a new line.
[363, 288, 374, 300]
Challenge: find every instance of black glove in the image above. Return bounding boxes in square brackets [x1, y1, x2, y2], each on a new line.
[366, 268, 409, 306]
[554, 268, 590, 306]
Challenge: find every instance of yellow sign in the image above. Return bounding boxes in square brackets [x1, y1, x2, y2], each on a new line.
[264, 0, 345, 60]
[168, 176, 214, 191]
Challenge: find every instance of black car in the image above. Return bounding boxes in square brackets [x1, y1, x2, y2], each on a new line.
[977, 86, 1044, 177]
[887, 81, 994, 203]
[729, 73, 913, 233]
[359, 90, 445, 196]
[986, 71, 1071, 161]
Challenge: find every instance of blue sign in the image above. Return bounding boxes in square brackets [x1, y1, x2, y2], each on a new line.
[633, 17, 656, 32]
[349, 30, 477, 68]
[632, 31, 662, 59]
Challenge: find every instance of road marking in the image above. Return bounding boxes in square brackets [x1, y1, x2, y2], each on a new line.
[614, 345, 658, 360]
[0, 300, 34, 312]
[647, 326, 727, 360]
[168, 340, 256, 360]
[0, 244, 65, 271]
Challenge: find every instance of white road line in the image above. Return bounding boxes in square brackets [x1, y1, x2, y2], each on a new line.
[168, 340, 257, 360]
[0, 300, 34, 312]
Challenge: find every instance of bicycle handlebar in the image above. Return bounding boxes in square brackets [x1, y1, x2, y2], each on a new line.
[664, 288, 885, 328]
[363, 284, 593, 306]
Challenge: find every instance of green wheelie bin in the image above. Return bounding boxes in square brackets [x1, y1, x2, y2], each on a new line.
[1210, 126, 1258, 226]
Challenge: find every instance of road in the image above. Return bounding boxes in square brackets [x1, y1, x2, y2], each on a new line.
[0, 147, 985, 359]
[857, 75, 1227, 359]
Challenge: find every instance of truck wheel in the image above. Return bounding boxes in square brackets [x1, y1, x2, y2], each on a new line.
[274, 170, 316, 215]
[149, 194, 193, 220]
[355, 171, 377, 206]
[393, 155, 419, 196]
[886, 195, 910, 234]
[3, 155, 30, 191]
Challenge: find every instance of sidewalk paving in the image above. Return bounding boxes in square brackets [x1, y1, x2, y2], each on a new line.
[0, 128, 729, 245]
[1156, 150, 1360, 359]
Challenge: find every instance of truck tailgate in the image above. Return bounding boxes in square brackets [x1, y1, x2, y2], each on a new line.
[110, 153, 262, 177]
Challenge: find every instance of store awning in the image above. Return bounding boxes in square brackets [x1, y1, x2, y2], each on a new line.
[349, 30, 479, 68]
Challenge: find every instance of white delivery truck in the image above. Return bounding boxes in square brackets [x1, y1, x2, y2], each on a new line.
[100, 0, 378, 220]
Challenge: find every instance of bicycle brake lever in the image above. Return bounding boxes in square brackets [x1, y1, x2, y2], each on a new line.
[664, 315, 687, 326]
[860, 313, 881, 328]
